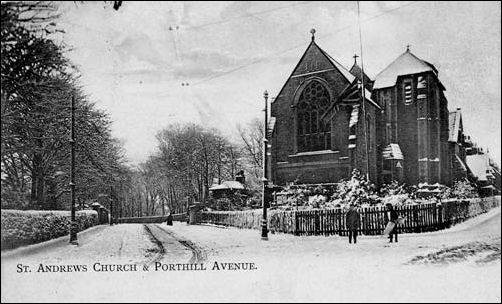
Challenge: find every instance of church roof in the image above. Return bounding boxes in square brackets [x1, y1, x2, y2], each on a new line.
[449, 109, 463, 142]
[316, 45, 356, 84]
[373, 50, 439, 90]
[349, 62, 373, 90]
[273, 39, 355, 102]
[382, 143, 404, 160]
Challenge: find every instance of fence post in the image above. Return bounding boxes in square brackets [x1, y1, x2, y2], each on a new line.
[294, 211, 298, 236]
[337, 208, 342, 236]
[314, 210, 319, 235]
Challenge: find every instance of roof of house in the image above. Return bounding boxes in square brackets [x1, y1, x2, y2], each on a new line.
[449, 109, 463, 142]
[466, 154, 490, 181]
[382, 143, 404, 160]
[373, 50, 439, 90]
[209, 181, 245, 191]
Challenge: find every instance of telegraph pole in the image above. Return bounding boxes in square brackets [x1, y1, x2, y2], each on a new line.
[357, 1, 371, 181]
[69, 95, 78, 245]
[261, 90, 269, 240]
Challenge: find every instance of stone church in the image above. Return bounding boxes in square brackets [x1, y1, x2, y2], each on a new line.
[269, 30, 475, 187]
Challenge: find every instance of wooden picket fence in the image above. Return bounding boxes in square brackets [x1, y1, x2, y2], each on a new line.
[198, 196, 500, 236]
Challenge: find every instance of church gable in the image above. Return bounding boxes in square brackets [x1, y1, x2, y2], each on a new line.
[273, 36, 355, 105]
[290, 41, 351, 81]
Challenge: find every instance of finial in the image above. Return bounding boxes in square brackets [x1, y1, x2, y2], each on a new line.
[264, 90, 269, 99]
[353, 54, 359, 65]
[310, 28, 316, 41]
[406, 44, 411, 52]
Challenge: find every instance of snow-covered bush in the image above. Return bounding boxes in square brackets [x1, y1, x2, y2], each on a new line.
[1, 209, 98, 250]
[273, 170, 484, 210]
[441, 179, 479, 199]
[327, 169, 379, 206]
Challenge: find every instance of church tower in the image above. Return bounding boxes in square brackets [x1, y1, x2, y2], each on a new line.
[372, 47, 450, 185]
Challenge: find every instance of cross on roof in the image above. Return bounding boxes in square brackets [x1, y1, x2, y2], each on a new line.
[406, 44, 411, 52]
[353, 54, 359, 65]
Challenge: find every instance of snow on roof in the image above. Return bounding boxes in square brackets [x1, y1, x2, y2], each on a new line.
[349, 105, 359, 128]
[449, 110, 462, 142]
[455, 154, 468, 171]
[349, 63, 373, 89]
[209, 181, 245, 191]
[373, 50, 437, 89]
[317, 45, 356, 84]
[363, 88, 380, 109]
[466, 154, 490, 181]
[267, 117, 276, 138]
[382, 143, 404, 160]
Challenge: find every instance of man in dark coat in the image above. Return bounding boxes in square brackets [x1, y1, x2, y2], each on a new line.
[346, 204, 360, 244]
[384, 203, 399, 243]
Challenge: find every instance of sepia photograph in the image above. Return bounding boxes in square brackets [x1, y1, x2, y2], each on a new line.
[1, 1, 501, 302]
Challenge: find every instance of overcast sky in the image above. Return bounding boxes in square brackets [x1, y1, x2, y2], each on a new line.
[55, 1, 501, 165]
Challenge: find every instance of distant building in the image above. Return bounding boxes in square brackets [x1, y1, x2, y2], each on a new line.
[268, 30, 500, 191]
[209, 171, 246, 199]
[464, 143, 501, 196]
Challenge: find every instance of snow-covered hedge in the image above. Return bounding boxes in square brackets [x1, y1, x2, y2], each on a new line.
[1, 209, 98, 250]
[199, 209, 296, 233]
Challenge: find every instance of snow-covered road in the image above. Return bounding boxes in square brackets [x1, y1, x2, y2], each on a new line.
[1, 207, 500, 302]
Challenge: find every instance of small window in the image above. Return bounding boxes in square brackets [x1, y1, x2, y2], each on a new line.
[386, 123, 391, 144]
[417, 76, 427, 89]
[404, 80, 413, 105]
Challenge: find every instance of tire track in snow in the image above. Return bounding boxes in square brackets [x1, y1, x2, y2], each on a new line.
[143, 224, 166, 265]
[152, 224, 206, 264]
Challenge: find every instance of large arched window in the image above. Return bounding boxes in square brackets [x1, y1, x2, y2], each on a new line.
[296, 81, 331, 152]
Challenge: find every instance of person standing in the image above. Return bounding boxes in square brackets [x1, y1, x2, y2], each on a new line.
[346, 204, 361, 244]
[384, 203, 399, 243]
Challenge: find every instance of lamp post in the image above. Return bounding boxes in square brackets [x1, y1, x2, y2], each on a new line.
[69, 95, 78, 245]
[261, 90, 269, 240]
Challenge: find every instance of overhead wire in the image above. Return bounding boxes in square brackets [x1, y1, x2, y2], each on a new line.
[189, 1, 419, 87]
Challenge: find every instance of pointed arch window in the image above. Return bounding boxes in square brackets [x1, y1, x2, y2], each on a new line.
[297, 81, 331, 152]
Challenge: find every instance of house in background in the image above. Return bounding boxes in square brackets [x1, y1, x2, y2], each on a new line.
[464, 142, 501, 196]
[448, 108, 469, 182]
[208, 170, 247, 199]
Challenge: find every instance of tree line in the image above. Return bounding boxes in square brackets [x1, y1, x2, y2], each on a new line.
[1, 2, 266, 217]
[119, 120, 264, 217]
[1, 2, 128, 211]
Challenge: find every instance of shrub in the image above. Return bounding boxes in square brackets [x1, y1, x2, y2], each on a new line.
[441, 179, 479, 199]
[1, 209, 98, 250]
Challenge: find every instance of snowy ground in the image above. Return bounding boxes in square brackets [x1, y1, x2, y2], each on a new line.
[1, 207, 500, 303]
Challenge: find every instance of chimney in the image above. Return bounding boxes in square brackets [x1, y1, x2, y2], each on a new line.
[235, 170, 245, 184]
